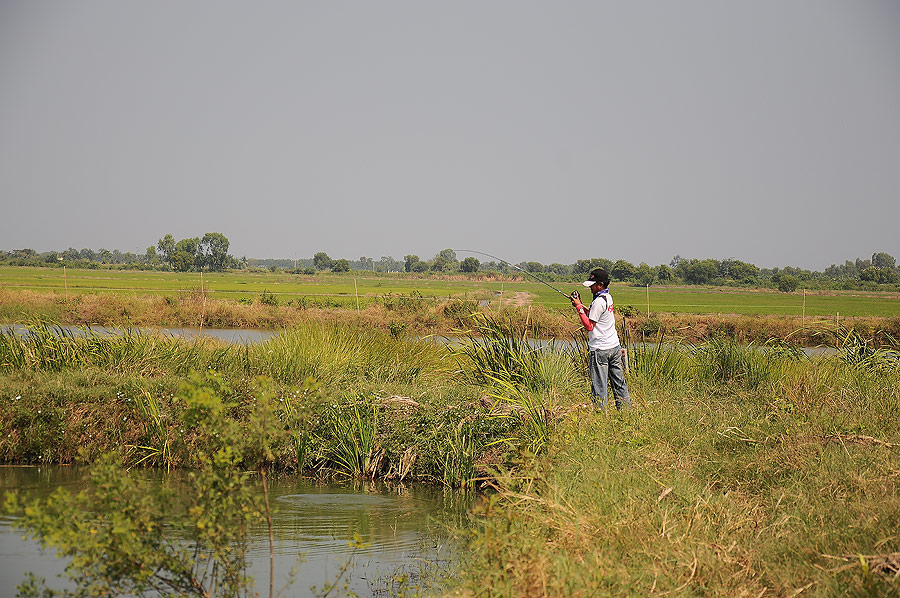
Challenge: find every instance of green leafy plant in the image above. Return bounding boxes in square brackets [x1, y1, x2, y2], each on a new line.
[323, 399, 379, 478]
[126, 389, 172, 470]
[258, 289, 278, 306]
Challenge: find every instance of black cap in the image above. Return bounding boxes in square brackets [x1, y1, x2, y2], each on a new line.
[582, 267, 610, 288]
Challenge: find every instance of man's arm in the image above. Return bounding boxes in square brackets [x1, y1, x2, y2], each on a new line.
[570, 291, 594, 331]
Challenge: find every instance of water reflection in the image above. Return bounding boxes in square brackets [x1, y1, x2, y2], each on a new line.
[1, 466, 470, 597]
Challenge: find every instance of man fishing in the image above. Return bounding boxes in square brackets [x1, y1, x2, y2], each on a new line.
[570, 268, 631, 410]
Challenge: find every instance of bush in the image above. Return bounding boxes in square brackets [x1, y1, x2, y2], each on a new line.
[258, 290, 278, 306]
[777, 275, 799, 293]
[639, 316, 662, 336]
[619, 304, 640, 317]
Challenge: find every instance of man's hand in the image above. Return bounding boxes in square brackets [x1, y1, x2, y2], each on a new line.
[570, 290, 583, 309]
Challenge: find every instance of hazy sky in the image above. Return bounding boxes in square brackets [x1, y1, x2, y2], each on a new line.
[1, 1, 899, 269]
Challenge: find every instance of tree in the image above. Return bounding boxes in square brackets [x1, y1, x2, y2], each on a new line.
[156, 235, 175, 262]
[611, 260, 636, 281]
[61, 247, 80, 262]
[523, 261, 544, 273]
[860, 266, 898, 284]
[404, 255, 421, 273]
[546, 263, 570, 275]
[197, 232, 230, 271]
[357, 256, 374, 271]
[175, 238, 199, 257]
[726, 260, 759, 282]
[825, 261, 857, 281]
[572, 258, 611, 275]
[682, 259, 720, 285]
[313, 252, 333, 271]
[144, 246, 158, 264]
[431, 249, 458, 272]
[872, 252, 896, 270]
[460, 257, 480, 273]
[379, 256, 403, 273]
[331, 258, 350, 273]
[8, 373, 320, 598]
[170, 250, 194, 272]
[411, 261, 429, 273]
[635, 263, 655, 286]
[655, 264, 673, 283]
[777, 274, 799, 293]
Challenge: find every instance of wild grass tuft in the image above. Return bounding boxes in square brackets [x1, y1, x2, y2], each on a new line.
[246, 323, 449, 387]
[452, 314, 582, 451]
[127, 389, 173, 470]
[693, 334, 772, 389]
[321, 399, 378, 478]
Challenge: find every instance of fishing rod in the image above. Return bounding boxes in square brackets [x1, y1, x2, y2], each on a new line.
[453, 249, 573, 299]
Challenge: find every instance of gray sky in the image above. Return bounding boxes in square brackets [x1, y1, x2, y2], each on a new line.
[1, 1, 899, 270]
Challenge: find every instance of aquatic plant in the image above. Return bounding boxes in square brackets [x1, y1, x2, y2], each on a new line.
[322, 399, 378, 478]
[126, 389, 172, 470]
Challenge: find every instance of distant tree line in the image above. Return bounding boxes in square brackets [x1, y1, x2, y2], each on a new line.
[2, 242, 898, 292]
[0, 232, 236, 273]
[300, 249, 900, 292]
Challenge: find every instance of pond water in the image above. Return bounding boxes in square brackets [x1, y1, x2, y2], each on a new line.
[1, 324, 838, 356]
[0, 466, 469, 597]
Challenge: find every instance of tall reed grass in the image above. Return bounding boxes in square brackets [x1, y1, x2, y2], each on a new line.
[452, 314, 583, 452]
[127, 389, 172, 470]
[321, 400, 378, 478]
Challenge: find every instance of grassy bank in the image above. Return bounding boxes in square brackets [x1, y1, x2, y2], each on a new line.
[454, 334, 900, 596]
[0, 320, 585, 487]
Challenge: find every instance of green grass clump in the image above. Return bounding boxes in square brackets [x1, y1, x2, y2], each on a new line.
[452, 314, 584, 452]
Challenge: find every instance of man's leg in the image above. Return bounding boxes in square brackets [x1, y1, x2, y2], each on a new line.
[607, 347, 631, 410]
[589, 350, 610, 410]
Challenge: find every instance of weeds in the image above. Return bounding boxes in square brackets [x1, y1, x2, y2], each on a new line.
[440, 421, 478, 489]
[693, 334, 771, 389]
[816, 324, 900, 372]
[127, 389, 172, 470]
[452, 314, 580, 452]
[323, 399, 378, 478]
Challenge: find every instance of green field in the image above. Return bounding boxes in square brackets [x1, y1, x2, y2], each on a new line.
[1, 266, 899, 318]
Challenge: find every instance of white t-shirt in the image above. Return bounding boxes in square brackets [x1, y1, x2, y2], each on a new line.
[587, 290, 620, 350]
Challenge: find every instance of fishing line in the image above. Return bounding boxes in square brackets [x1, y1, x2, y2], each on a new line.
[453, 249, 572, 298]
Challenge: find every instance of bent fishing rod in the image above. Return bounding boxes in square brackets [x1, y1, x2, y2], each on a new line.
[453, 249, 573, 299]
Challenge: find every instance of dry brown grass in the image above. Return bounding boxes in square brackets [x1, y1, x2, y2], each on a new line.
[3, 289, 899, 348]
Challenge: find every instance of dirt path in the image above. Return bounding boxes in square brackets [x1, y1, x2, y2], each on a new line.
[506, 291, 531, 307]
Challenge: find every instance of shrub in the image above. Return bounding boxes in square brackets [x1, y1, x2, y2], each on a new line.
[258, 290, 278, 306]
[619, 304, 640, 317]
[777, 275, 800, 293]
